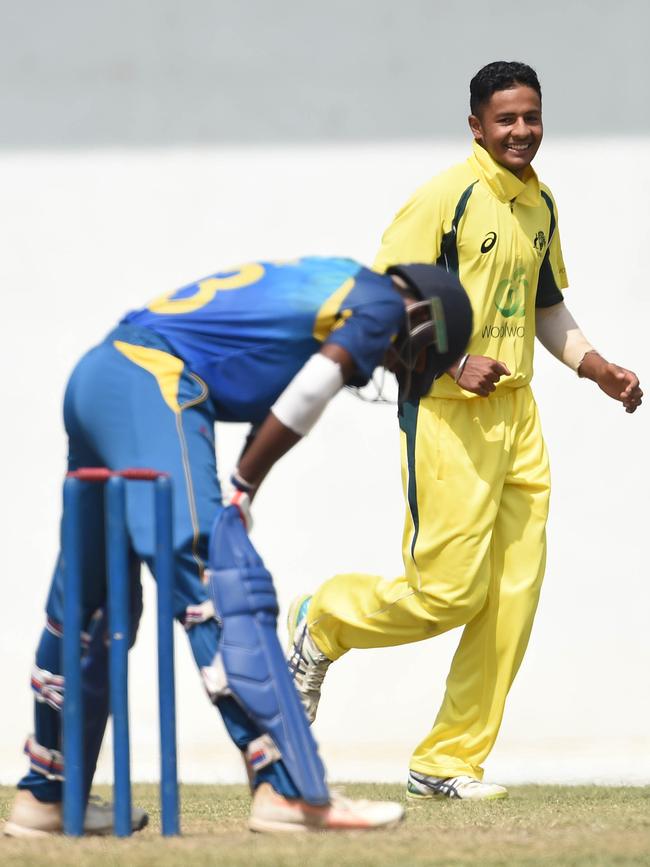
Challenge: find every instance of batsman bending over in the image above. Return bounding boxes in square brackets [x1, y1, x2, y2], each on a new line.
[5, 256, 471, 836]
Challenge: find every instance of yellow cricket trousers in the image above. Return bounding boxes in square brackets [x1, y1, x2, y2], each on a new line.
[308, 385, 550, 779]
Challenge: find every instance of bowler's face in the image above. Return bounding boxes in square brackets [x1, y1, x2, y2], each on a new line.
[469, 85, 543, 178]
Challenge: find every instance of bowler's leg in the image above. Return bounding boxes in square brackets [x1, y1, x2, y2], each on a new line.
[410, 390, 550, 780]
[307, 397, 505, 659]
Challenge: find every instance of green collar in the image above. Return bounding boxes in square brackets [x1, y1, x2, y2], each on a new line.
[469, 140, 541, 207]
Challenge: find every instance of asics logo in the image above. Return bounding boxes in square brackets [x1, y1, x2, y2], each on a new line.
[481, 232, 497, 254]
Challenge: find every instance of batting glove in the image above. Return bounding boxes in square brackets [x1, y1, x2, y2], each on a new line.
[224, 471, 255, 532]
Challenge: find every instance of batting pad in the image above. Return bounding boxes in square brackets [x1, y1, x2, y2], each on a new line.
[205, 506, 329, 805]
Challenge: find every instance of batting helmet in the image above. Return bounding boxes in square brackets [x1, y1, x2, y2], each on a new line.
[386, 264, 473, 403]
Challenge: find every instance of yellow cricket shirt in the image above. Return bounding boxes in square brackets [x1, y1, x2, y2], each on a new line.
[375, 141, 569, 398]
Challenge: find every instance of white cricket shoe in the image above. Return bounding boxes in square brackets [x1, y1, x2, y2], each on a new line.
[286, 594, 331, 723]
[3, 790, 148, 837]
[407, 771, 508, 801]
[249, 782, 404, 833]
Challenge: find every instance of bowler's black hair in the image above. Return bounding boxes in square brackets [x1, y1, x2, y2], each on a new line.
[470, 61, 541, 116]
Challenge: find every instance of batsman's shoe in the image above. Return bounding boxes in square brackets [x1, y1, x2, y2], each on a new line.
[3, 790, 148, 837]
[407, 771, 508, 801]
[286, 594, 331, 723]
[84, 795, 149, 833]
[249, 782, 404, 833]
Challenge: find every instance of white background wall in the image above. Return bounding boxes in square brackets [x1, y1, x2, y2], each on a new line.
[1, 139, 648, 786]
[1, 0, 649, 145]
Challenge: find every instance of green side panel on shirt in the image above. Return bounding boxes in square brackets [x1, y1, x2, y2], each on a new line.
[436, 181, 478, 275]
[398, 398, 420, 563]
[536, 190, 564, 307]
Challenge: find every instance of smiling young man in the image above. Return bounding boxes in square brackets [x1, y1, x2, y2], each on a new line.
[287, 62, 642, 802]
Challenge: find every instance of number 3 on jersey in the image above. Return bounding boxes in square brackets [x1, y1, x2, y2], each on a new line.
[147, 263, 265, 315]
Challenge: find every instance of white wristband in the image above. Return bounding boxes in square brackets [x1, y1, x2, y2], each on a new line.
[271, 352, 344, 436]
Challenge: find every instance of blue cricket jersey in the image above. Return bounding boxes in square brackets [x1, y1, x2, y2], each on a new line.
[121, 256, 404, 423]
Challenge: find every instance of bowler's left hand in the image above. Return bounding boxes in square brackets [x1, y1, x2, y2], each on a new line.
[595, 363, 643, 413]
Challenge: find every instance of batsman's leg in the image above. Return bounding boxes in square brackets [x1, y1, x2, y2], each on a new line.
[7, 485, 146, 837]
[82, 336, 309, 806]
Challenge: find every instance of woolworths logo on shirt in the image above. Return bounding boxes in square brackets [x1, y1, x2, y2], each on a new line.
[494, 267, 527, 317]
[482, 322, 526, 338]
[482, 267, 528, 338]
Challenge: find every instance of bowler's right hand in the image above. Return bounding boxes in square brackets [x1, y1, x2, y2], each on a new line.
[450, 355, 511, 396]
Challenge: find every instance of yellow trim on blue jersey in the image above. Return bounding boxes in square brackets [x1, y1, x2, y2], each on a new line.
[332, 308, 353, 332]
[113, 340, 184, 413]
[113, 338, 208, 577]
[147, 263, 266, 315]
[312, 278, 355, 342]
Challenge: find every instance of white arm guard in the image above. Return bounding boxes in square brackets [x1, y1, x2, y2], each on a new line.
[535, 302, 595, 372]
[271, 352, 344, 436]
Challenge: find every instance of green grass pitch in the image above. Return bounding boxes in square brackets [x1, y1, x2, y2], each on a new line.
[2, 783, 650, 866]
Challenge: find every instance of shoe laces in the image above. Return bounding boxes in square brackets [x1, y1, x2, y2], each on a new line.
[86, 794, 113, 814]
[328, 787, 371, 811]
[288, 625, 330, 695]
[448, 775, 485, 789]
[87, 795, 110, 807]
